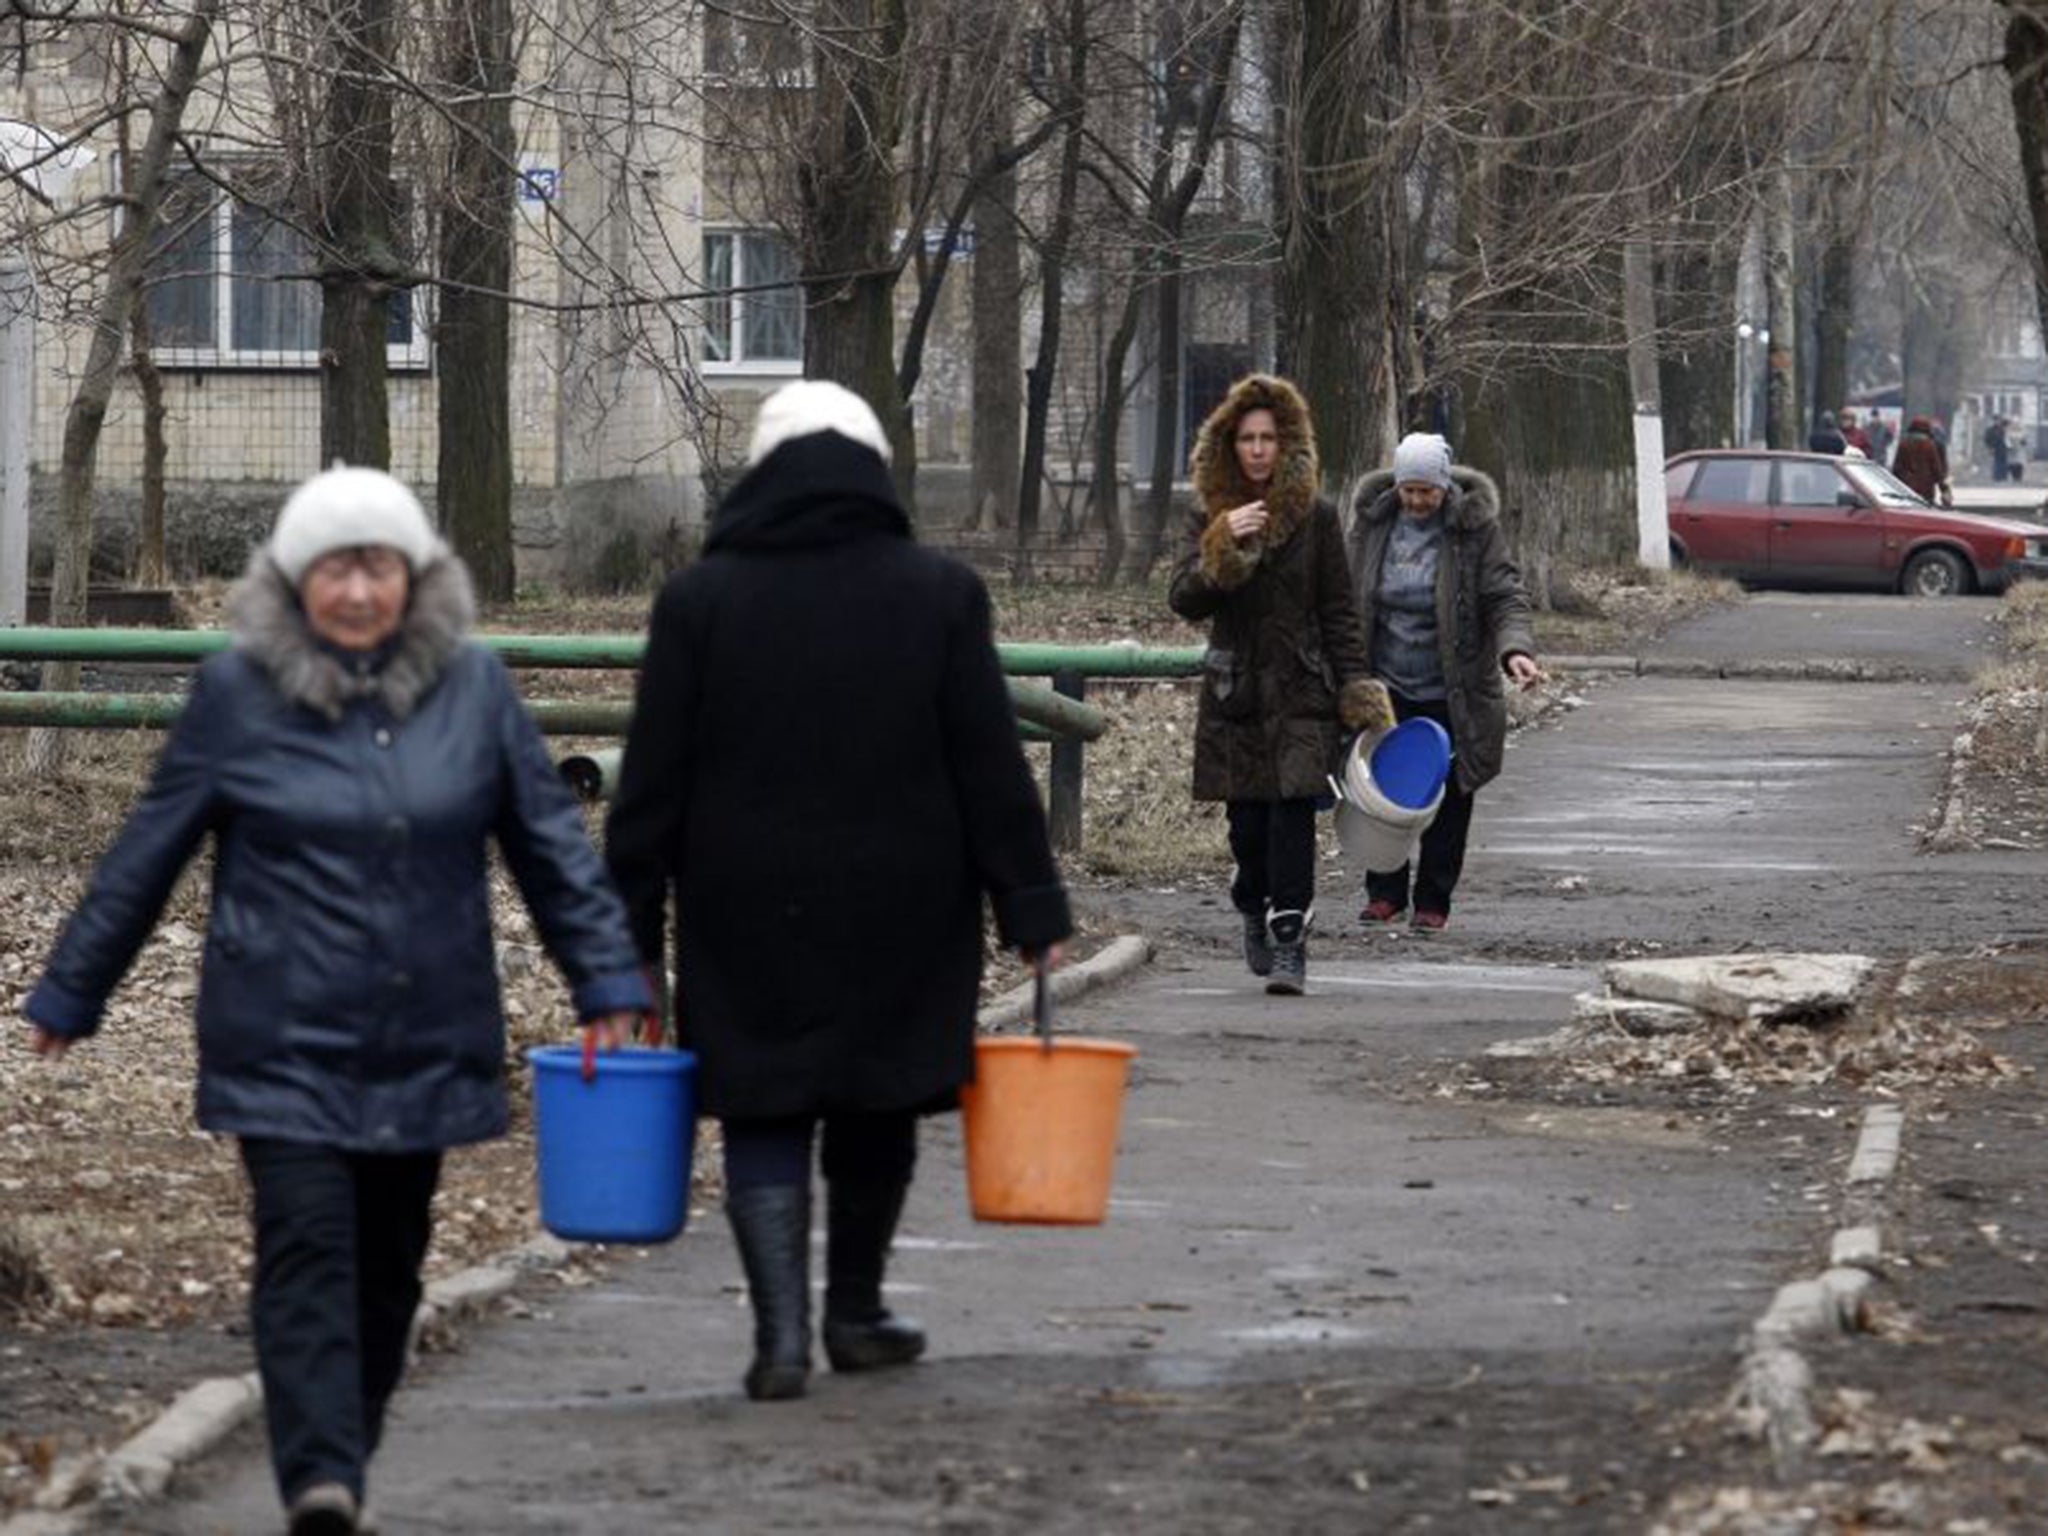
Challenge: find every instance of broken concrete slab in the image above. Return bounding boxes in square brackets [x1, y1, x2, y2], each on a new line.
[1600, 953, 1877, 1025]
[1569, 991, 1707, 1038]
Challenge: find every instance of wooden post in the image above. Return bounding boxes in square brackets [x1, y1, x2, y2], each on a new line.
[1049, 669, 1085, 853]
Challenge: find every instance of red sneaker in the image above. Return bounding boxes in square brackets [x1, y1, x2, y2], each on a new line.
[1411, 910, 1449, 932]
[1360, 898, 1404, 924]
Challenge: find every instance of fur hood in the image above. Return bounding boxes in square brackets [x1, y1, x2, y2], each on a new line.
[1349, 465, 1502, 534]
[1191, 374, 1321, 540]
[226, 549, 477, 722]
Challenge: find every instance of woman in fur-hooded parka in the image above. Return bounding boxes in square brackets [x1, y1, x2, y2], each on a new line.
[1168, 374, 1385, 994]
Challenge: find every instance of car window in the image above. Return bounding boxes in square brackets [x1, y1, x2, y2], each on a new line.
[1688, 457, 1770, 504]
[1843, 463, 1928, 507]
[1776, 461, 1851, 507]
[1665, 461, 1700, 502]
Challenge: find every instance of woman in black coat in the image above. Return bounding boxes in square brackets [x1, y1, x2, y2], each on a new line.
[25, 467, 650, 1536]
[607, 380, 1071, 1402]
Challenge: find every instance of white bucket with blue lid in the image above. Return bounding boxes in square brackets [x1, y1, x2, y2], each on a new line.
[1332, 718, 1453, 873]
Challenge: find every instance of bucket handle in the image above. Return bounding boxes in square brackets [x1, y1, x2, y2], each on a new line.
[578, 1009, 665, 1082]
[1033, 953, 1055, 1053]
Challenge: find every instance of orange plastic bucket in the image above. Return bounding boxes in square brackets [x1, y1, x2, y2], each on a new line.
[961, 1035, 1137, 1224]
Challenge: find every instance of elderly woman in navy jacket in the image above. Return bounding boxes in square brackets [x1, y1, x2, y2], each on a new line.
[24, 467, 649, 1536]
[607, 380, 1071, 1404]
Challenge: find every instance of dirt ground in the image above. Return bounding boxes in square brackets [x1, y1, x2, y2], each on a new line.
[0, 565, 1734, 1517]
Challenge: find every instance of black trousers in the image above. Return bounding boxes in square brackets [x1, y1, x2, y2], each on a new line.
[240, 1138, 440, 1506]
[1226, 798, 1318, 919]
[722, 1112, 919, 1192]
[1363, 693, 1478, 916]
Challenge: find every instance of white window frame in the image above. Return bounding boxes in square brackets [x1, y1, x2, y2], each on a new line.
[699, 227, 804, 376]
[146, 168, 429, 372]
[700, 9, 813, 88]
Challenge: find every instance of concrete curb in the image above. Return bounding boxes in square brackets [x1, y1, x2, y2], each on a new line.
[976, 934, 1154, 1033]
[1549, 652, 1971, 684]
[1, 1236, 579, 1532]
[3, 943, 1159, 1532]
[1730, 1101, 1903, 1479]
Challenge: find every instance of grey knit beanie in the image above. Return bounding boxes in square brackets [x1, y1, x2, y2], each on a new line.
[1391, 432, 1453, 490]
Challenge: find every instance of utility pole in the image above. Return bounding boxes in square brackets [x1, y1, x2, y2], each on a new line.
[0, 260, 29, 626]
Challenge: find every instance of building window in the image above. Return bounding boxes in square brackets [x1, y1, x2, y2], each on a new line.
[702, 230, 803, 371]
[145, 171, 427, 370]
[702, 9, 808, 84]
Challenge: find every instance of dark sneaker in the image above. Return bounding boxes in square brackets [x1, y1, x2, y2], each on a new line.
[1360, 898, 1404, 924]
[1241, 911, 1273, 977]
[1265, 910, 1307, 995]
[288, 1482, 359, 1536]
[1411, 910, 1448, 932]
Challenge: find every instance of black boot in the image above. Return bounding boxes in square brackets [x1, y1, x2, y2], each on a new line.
[822, 1179, 926, 1372]
[1239, 907, 1273, 977]
[725, 1184, 812, 1401]
[1265, 909, 1307, 996]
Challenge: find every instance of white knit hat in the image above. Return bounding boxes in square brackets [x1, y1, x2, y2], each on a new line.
[268, 465, 442, 583]
[1392, 432, 1454, 490]
[747, 379, 892, 467]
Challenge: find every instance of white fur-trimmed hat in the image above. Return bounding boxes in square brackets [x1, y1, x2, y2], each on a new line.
[747, 379, 892, 467]
[268, 465, 442, 583]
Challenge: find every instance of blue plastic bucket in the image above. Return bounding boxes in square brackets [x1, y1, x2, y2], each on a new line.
[1368, 717, 1453, 809]
[528, 1045, 697, 1244]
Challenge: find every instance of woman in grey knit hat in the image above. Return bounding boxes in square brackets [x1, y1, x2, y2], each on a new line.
[1347, 433, 1545, 932]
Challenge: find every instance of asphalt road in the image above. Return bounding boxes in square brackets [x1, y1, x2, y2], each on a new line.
[110, 591, 2046, 1534]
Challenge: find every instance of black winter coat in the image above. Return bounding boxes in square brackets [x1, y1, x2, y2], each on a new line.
[27, 558, 651, 1152]
[605, 433, 1071, 1120]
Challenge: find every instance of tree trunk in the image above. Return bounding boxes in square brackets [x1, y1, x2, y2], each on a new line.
[1138, 256, 1184, 578]
[969, 139, 1022, 534]
[1090, 284, 1143, 585]
[1809, 169, 1855, 428]
[437, 0, 517, 602]
[1762, 164, 1799, 450]
[800, 0, 913, 506]
[1622, 231, 1669, 571]
[2007, 5, 2048, 376]
[1274, 0, 1395, 490]
[1656, 239, 1737, 452]
[319, 0, 399, 471]
[30, 0, 218, 776]
[118, 66, 168, 591]
[1016, 0, 1086, 582]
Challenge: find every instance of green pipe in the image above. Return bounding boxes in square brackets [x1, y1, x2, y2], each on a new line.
[0, 627, 1204, 678]
[997, 642, 1203, 678]
[0, 691, 1088, 742]
[1006, 678, 1105, 741]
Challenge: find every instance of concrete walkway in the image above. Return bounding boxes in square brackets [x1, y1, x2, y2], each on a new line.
[101, 592, 2047, 1532]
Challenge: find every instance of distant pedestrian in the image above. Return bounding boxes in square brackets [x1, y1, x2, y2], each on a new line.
[1985, 415, 2011, 483]
[1808, 410, 1848, 455]
[1840, 411, 1874, 458]
[1866, 411, 1895, 466]
[1168, 373, 1390, 996]
[1348, 435, 1545, 933]
[1893, 414, 1953, 506]
[606, 381, 1071, 1404]
[2012, 428, 2029, 483]
[23, 467, 651, 1536]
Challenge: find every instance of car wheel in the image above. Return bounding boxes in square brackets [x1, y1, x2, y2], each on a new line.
[1901, 548, 1970, 597]
[1667, 541, 1688, 571]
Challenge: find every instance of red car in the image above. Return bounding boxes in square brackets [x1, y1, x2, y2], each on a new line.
[1664, 449, 2048, 596]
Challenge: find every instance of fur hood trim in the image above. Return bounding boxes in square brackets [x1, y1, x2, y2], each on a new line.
[1349, 465, 1502, 533]
[227, 549, 477, 722]
[1190, 373, 1321, 550]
